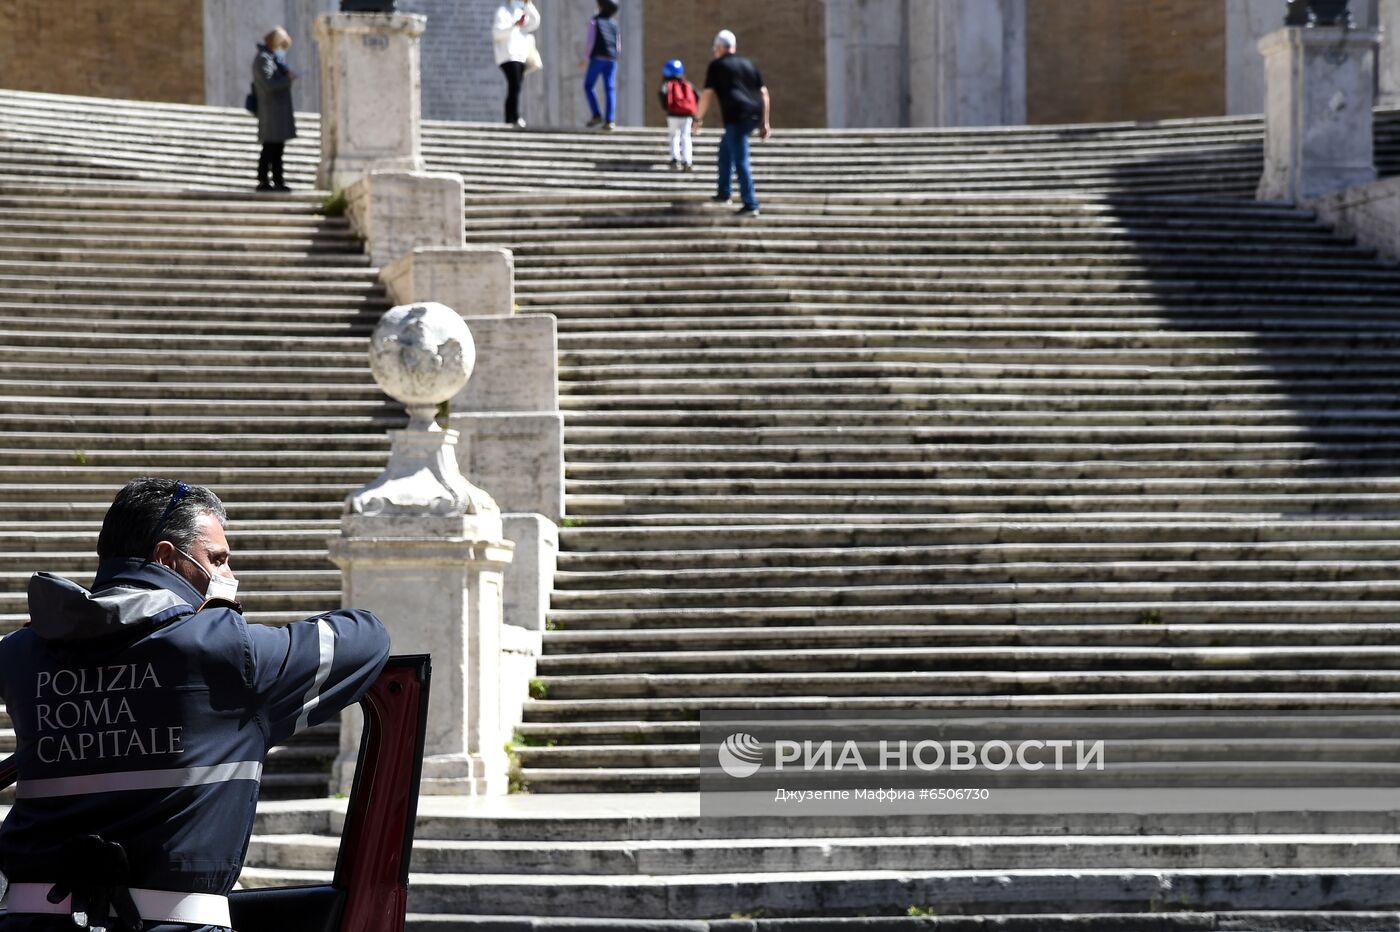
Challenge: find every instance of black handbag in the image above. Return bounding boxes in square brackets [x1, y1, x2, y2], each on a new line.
[244, 83, 258, 114]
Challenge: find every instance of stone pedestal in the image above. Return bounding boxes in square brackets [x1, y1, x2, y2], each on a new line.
[1380, 0, 1400, 106]
[315, 12, 427, 191]
[1257, 25, 1380, 202]
[330, 301, 518, 796]
[451, 412, 565, 522]
[344, 171, 464, 269]
[382, 246, 515, 316]
[330, 509, 514, 795]
[448, 313, 564, 522]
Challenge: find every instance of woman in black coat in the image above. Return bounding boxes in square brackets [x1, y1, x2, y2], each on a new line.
[252, 27, 297, 192]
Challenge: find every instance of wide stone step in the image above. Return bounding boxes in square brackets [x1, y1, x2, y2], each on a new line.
[544, 600, 1400, 631]
[501, 235, 1366, 259]
[521, 690, 1400, 724]
[562, 453, 1400, 479]
[487, 226, 1346, 250]
[565, 492, 1400, 517]
[476, 210, 1325, 234]
[0, 232, 361, 253]
[0, 363, 375, 385]
[0, 449, 384, 470]
[562, 411, 1400, 434]
[556, 538, 1400, 571]
[557, 519, 1400, 551]
[527, 272, 1400, 298]
[514, 249, 1383, 272]
[249, 831, 1400, 876]
[538, 623, 1399, 657]
[0, 415, 400, 434]
[0, 498, 343, 522]
[562, 441, 1400, 465]
[550, 558, 1400, 592]
[473, 198, 1311, 222]
[553, 329, 1400, 352]
[0, 260, 378, 284]
[560, 392, 1400, 413]
[556, 360, 1400, 385]
[293, 866, 1400, 918]
[0, 481, 358, 504]
[0, 430, 388, 451]
[0, 312, 376, 337]
[534, 643, 1400, 677]
[561, 411, 1400, 430]
[514, 737, 1400, 770]
[0, 246, 369, 268]
[534, 669, 1400, 700]
[0, 397, 395, 418]
[558, 374, 1400, 397]
[564, 477, 1400, 498]
[0, 551, 331, 575]
[0, 288, 381, 309]
[546, 578, 1400, 610]
[0, 379, 383, 401]
[555, 347, 1400, 369]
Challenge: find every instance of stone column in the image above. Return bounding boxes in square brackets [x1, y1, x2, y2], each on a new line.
[898, 0, 1026, 128]
[1257, 25, 1380, 201]
[1380, 0, 1400, 105]
[329, 302, 515, 795]
[314, 12, 427, 190]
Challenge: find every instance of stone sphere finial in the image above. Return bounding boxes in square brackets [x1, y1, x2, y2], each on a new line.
[368, 302, 474, 431]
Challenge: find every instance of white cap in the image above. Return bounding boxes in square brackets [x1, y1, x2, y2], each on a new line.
[714, 29, 736, 49]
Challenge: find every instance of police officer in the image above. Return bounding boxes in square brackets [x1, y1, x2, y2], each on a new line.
[0, 477, 391, 932]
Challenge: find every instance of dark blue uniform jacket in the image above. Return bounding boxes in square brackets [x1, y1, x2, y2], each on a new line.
[0, 558, 389, 928]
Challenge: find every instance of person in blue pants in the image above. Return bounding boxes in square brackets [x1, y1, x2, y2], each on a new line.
[694, 28, 771, 218]
[582, 0, 620, 130]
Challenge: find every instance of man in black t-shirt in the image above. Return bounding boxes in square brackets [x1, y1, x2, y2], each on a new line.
[695, 28, 770, 217]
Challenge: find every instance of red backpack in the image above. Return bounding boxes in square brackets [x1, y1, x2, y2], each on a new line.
[666, 79, 698, 117]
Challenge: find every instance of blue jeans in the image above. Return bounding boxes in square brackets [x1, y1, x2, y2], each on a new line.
[718, 118, 760, 210]
[584, 58, 616, 121]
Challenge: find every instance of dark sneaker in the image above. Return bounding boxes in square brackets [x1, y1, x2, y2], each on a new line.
[271, 183, 292, 193]
[586, 115, 603, 127]
[710, 195, 732, 204]
[670, 159, 680, 170]
[683, 163, 694, 172]
[255, 182, 274, 192]
[735, 205, 760, 217]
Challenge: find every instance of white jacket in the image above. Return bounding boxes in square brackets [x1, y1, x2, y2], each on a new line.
[494, 2, 541, 65]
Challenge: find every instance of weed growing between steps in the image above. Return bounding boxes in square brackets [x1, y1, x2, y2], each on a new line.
[528, 677, 549, 700]
[511, 729, 555, 748]
[505, 741, 526, 793]
[321, 190, 347, 217]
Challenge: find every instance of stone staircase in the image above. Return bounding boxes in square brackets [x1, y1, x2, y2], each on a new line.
[9, 88, 1400, 925]
[492, 190, 1400, 796]
[0, 90, 385, 796]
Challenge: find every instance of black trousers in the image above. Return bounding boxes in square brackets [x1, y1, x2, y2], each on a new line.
[501, 61, 525, 123]
[257, 141, 285, 186]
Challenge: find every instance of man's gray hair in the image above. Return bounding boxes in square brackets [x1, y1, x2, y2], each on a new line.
[714, 29, 736, 49]
[97, 477, 228, 560]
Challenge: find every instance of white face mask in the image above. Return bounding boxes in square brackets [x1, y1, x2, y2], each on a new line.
[175, 547, 240, 603]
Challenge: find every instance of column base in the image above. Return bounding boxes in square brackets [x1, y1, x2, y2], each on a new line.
[420, 751, 510, 795]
